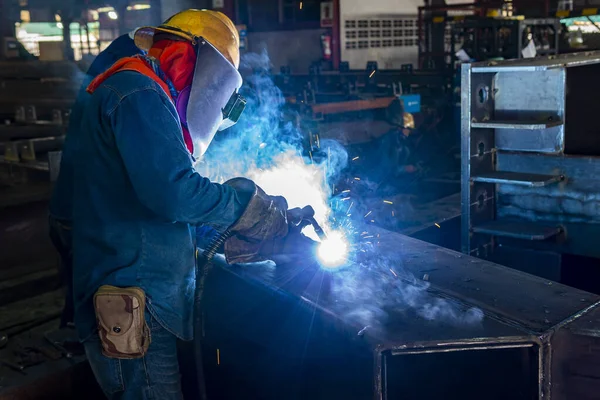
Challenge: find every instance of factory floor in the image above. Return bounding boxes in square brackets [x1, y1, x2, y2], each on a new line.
[0, 291, 104, 400]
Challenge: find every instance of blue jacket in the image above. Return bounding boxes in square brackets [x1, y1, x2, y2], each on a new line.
[50, 34, 142, 221]
[70, 70, 246, 341]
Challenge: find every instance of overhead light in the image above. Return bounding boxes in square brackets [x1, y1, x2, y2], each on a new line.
[20, 10, 30, 22]
[97, 6, 115, 13]
[108, 11, 118, 20]
[127, 4, 151, 11]
[57, 22, 63, 29]
[55, 13, 61, 22]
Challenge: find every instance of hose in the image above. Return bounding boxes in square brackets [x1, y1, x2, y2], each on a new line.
[194, 228, 233, 400]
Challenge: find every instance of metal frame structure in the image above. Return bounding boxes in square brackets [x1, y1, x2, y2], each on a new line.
[199, 225, 600, 399]
[417, 1, 506, 70]
[461, 51, 600, 279]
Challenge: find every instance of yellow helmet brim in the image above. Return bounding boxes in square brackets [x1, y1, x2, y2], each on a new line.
[133, 9, 240, 68]
[134, 26, 195, 52]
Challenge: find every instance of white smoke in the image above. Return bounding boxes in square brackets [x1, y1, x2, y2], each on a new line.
[198, 49, 483, 328]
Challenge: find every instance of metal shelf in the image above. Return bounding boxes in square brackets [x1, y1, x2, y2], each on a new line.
[471, 171, 564, 187]
[472, 220, 563, 241]
[471, 120, 563, 130]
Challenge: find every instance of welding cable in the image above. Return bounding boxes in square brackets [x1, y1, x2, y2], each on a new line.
[193, 228, 233, 400]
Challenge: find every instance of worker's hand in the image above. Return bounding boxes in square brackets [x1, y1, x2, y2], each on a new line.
[287, 206, 317, 234]
[223, 178, 290, 264]
[224, 178, 289, 238]
[225, 230, 319, 264]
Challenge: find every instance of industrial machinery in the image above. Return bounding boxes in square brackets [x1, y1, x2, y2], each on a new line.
[275, 63, 449, 106]
[420, 14, 561, 70]
[274, 64, 443, 152]
[461, 51, 600, 290]
[197, 225, 600, 400]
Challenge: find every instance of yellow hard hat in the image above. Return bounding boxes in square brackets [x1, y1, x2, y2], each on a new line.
[403, 112, 415, 129]
[134, 9, 240, 68]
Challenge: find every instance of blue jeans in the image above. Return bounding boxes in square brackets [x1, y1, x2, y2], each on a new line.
[84, 312, 183, 399]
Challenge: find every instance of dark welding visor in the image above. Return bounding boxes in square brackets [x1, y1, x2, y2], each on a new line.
[184, 38, 246, 156]
[220, 89, 246, 131]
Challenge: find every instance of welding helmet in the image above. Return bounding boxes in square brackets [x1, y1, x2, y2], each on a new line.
[134, 10, 246, 156]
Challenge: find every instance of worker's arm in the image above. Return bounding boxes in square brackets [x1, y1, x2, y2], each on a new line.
[109, 88, 246, 230]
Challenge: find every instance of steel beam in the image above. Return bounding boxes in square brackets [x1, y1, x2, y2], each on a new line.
[199, 227, 600, 400]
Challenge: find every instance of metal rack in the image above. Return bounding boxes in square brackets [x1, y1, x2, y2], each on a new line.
[461, 51, 600, 279]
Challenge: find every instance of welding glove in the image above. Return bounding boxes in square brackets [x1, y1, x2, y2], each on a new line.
[260, 206, 320, 258]
[225, 229, 319, 264]
[223, 178, 290, 264]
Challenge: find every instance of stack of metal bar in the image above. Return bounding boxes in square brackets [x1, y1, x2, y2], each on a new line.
[0, 61, 82, 181]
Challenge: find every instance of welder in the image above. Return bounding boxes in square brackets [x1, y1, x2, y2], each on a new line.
[383, 97, 417, 175]
[62, 9, 298, 399]
[48, 30, 142, 328]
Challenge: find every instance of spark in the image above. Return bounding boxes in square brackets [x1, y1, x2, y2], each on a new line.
[384, 200, 393, 205]
[300, 1, 303, 9]
[317, 231, 348, 269]
[217, 349, 220, 365]
[392, 211, 395, 217]
[308, 151, 313, 163]
[259, 142, 267, 149]
[341, 197, 351, 201]
[316, 134, 320, 148]
[342, 189, 350, 194]
[390, 268, 398, 277]
[371, 219, 375, 223]
[347, 201, 354, 214]
[352, 156, 359, 161]
[435, 223, 441, 228]
[364, 211, 372, 218]
[363, 235, 374, 239]
[354, 177, 361, 181]
[369, 69, 376, 78]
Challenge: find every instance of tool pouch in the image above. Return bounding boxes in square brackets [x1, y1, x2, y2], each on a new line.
[93, 285, 150, 359]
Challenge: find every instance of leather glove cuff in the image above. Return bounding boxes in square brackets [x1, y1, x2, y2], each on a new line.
[224, 177, 289, 240]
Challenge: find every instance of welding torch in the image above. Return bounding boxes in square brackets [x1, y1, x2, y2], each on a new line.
[287, 205, 327, 241]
